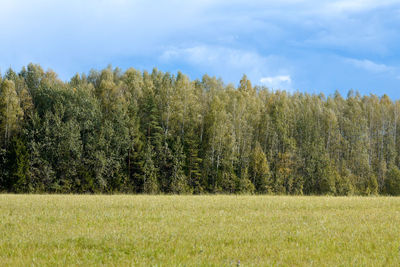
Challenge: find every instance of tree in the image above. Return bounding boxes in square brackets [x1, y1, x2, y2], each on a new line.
[335, 171, 354, 196]
[385, 167, 400, 195]
[23, 63, 44, 93]
[170, 138, 190, 194]
[249, 142, 271, 193]
[0, 80, 23, 146]
[5, 136, 30, 192]
[143, 143, 159, 194]
[2, 63, 400, 195]
[184, 129, 203, 193]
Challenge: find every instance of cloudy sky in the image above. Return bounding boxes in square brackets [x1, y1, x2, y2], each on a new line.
[1, 0, 400, 98]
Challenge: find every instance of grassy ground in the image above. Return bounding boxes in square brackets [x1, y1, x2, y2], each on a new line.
[0, 195, 399, 266]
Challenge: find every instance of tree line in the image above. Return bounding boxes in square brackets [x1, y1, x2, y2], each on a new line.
[1, 63, 400, 195]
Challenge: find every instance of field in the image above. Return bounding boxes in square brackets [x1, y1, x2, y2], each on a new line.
[0, 195, 399, 266]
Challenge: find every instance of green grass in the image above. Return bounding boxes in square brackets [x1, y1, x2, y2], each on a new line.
[0, 195, 399, 266]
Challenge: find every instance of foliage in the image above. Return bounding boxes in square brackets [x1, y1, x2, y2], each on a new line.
[385, 167, 400, 195]
[1, 65, 400, 195]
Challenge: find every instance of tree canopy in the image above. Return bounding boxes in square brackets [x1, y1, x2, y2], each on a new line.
[1, 63, 399, 195]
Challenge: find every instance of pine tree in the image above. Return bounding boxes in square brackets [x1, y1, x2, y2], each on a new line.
[143, 142, 159, 194]
[384, 167, 400, 195]
[170, 137, 190, 194]
[5, 136, 30, 192]
[249, 142, 271, 193]
[184, 129, 203, 193]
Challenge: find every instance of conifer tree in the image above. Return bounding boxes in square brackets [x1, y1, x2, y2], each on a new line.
[384, 167, 400, 195]
[5, 136, 30, 192]
[249, 142, 271, 193]
[170, 137, 190, 194]
[143, 142, 159, 194]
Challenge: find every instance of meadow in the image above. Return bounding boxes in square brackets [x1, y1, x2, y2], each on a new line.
[0, 195, 399, 266]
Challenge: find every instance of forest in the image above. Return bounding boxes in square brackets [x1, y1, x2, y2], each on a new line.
[1, 63, 400, 195]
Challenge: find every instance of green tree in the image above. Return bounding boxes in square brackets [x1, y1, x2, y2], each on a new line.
[0, 80, 23, 146]
[5, 136, 30, 192]
[249, 142, 271, 193]
[143, 143, 159, 194]
[170, 138, 190, 194]
[385, 167, 400, 195]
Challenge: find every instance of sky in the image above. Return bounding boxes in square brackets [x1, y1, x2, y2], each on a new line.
[1, 0, 400, 98]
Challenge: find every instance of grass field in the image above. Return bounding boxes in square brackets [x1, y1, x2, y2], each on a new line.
[0, 195, 399, 266]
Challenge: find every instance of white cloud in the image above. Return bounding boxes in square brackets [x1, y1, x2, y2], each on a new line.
[260, 75, 291, 84]
[160, 44, 292, 88]
[345, 58, 394, 73]
[161, 45, 266, 69]
[323, 0, 400, 14]
[1, 0, 399, 95]
[260, 75, 292, 89]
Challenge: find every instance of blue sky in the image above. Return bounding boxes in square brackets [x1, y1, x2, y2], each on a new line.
[1, 0, 400, 98]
